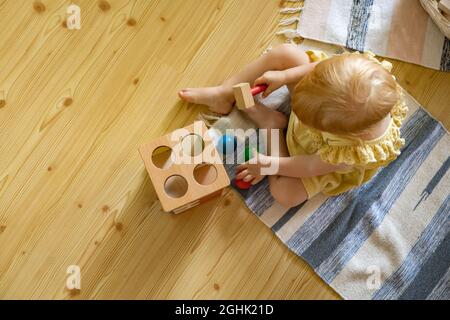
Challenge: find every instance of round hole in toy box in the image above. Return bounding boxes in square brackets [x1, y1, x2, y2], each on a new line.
[151, 146, 174, 169]
[193, 163, 218, 185]
[181, 134, 205, 157]
[164, 175, 188, 198]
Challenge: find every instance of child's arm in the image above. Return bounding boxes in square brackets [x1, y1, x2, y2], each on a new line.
[254, 62, 318, 97]
[275, 154, 348, 178]
[283, 62, 319, 86]
[236, 154, 349, 183]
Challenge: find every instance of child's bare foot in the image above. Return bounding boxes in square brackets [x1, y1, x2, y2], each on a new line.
[178, 86, 234, 115]
[245, 103, 288, 129]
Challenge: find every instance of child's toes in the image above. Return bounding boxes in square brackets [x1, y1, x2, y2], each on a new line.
[178, 89, 192, 101]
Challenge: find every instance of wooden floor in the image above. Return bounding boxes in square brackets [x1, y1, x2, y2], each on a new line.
[0, 0, 448, 300]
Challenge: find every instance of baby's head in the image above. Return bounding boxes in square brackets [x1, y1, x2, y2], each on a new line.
[291, 53, 400, 136]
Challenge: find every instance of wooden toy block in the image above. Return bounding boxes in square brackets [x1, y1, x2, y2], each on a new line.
[439, 0, 450, 16]
[233, 83, 255, 110]
[139, 121, 230, 213]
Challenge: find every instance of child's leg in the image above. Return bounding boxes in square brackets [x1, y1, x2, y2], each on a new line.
[237, 126, 308, 206]
[268, 128, 308, 207]
[221, 44, 310, 93]
[269, 176, 308, 208]
[178, 44, 310, 114]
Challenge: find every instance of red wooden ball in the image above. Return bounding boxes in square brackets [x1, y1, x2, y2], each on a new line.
[235, 179, 252, 190]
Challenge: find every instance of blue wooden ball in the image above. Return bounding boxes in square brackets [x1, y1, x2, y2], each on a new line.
[217, 134, 237, 155]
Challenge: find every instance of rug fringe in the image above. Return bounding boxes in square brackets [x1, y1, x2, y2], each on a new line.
[276, 28, 301, 39]
[280, 6, 303, 14]
[277, 0, 303, 40]
[278, 17, 301, 26]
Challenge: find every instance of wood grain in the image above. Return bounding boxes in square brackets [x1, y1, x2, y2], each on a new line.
[0, 0, 448, 300]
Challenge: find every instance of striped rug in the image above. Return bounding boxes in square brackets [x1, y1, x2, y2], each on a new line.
[289, 0, 450, 71]
[214, 86, 450, 300]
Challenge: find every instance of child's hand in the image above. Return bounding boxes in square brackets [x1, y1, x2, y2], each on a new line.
[254, 71, 287, 98]
[236, 152, 270, 185]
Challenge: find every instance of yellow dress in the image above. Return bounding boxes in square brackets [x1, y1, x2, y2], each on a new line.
[286, 50, 408, 198]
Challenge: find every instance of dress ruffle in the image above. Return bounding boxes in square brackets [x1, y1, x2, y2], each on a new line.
[307, 96, 408, 166]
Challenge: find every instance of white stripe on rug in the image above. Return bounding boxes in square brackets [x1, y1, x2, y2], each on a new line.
[259, 202, 289, 228]
[365, 0, 396, 55]
[326, 0, 353, 44]
[275, 193, 328, 243]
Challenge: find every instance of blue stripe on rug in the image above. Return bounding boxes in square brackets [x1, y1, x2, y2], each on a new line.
[426, 267, 450, 300]
[272, 202, 305, 232]
[346, 0, 374, 52]
[227, 169, 274, 216]
[243, 178, 274, 216]
[285, 108, 441, 258]
[308, 112, 446, 282]
[440, 38, 450, 72]
[399, 226, 450, 300]
[373, 195, 450, 300]
[285, 191, 356, 256]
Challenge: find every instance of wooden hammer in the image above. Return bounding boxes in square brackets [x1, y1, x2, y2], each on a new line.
[233, 83, 268, 110]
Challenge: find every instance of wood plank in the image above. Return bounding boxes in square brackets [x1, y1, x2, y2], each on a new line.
[0, 0, 448, 300]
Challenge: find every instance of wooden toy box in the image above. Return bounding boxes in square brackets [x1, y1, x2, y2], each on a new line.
[139, 121, 230, 214]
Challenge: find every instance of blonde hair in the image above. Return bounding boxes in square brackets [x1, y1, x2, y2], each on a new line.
[291, 53, 400, 136]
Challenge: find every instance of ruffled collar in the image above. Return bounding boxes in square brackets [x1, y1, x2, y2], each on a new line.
[305, 91, 408, 166]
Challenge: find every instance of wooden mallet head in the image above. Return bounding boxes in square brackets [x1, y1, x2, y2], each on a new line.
[233, 83, 255, 110]
[233, 83, 268, 110]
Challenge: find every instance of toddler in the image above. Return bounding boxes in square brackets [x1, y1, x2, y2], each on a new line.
[178, 44, 407, 208]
